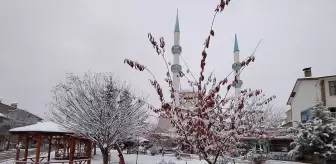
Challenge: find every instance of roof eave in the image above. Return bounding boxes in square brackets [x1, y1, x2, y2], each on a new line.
[286, 98, 293, 105]
[286, 75, 336, 105]
[286, 80, 300, 105]
[9, 131, 74, 135]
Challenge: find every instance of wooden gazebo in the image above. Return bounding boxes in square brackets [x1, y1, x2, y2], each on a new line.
[9, 121, 92, 164]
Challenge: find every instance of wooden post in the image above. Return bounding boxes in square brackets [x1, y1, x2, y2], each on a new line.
[87, 140, 92, 164]
[47, 136, 53, 161]
[93, 142, 96, 155]
[55, 137, 59, 157]
[79, 140, 81, 155]
[63, 136, 67, 159]
[15, 135, 20, 163]
[35, 135, 41, 164]
[73, 138, 76, 158]
[69, 137, 74, 164]
[23, 135, 29, 161]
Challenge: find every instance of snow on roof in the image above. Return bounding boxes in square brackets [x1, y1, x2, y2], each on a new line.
[0, 113, 7, 118]
[9, 121, 73, 134]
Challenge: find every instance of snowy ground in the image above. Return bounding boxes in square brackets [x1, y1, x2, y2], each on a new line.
[95, 151, 307, 164]
[0, 150, 307, 164]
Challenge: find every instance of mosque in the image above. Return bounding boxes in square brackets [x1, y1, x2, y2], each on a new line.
[156, 10, 243, 133]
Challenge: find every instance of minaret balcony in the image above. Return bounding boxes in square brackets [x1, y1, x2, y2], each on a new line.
[232, 80, 243, 88]
[232, 62, 242, 71]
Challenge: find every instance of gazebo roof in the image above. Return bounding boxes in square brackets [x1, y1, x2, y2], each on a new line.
[9, 121, 73, 134]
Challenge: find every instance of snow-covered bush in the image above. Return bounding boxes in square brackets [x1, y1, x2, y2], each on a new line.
[289, 102, 336, 163]
[215, 156, 232, 164]
[246, 149, 267, 164]
[150, 146, 159, 156]
[156, 159, 176, 164]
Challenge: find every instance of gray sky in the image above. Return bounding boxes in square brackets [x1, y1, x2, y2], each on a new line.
[1, 0, 336, 121]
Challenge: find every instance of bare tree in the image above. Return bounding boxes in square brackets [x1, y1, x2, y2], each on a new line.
[50, 72, 149, 164]
[261, 105, 286, 129]
[243, 93, 285, 129]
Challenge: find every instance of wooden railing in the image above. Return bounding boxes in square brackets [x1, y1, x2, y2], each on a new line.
[266, 128, 294, 137]
[73, 159, 90, 164]
[15, 158, 91, 164]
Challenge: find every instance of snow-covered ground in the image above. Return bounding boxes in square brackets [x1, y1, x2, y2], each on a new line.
[95, 151, 306, 164]
[0, 150, 307, 164]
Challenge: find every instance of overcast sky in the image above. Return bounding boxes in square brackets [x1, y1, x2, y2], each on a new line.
[1, 0, 336, 121]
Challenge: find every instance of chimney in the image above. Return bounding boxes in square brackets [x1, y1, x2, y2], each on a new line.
[11, 102, 18, 108]
[303, 67, 312, 77]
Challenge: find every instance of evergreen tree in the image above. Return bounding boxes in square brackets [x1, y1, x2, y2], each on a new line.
[289, 102, 336, 161]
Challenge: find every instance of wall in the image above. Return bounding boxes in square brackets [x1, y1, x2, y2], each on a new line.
[156, 91, 197, 133]
[286, 109, 292, 123]
[291, 80, 320, 123]
[323, 76, 336, 107]
[157, 116, 171, 132]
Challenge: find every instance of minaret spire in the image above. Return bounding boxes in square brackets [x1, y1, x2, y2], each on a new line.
[171, 9, 182, 106]
[232, 34, 243, 96]
[174, 9, 180, 33]
[234, 33, 239, 52]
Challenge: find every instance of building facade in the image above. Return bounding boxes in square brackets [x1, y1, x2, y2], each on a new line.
[285, 67, 336, 126]
[156, 90, 198, 133]
[0, 101, 42, 150]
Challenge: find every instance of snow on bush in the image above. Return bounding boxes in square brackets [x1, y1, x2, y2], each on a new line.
[289, 102, 336, 159]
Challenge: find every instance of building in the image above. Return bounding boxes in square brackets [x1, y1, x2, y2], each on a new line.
[284, 67, 336, 127]
[156, 90, 197, 133]
[156, 11, 245, 133]
[0, 101, 43, 150]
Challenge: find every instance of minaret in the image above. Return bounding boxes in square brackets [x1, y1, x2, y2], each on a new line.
[171, 9, 182, 106]
[232, 34, 243, 96]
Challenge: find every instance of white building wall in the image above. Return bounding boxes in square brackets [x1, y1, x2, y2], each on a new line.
[323, 76, 336, 107]
[157, 116, 171, 132]
[156, 91, 197, 132]
[291, 80, 320, 122]
[286, 109, 292, 123]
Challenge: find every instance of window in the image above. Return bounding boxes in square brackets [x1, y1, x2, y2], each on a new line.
[290, 92, 296, 97]
[301, 108, 312, 123]
[329, 81, 336, 96]
[329, 107, 336, 118]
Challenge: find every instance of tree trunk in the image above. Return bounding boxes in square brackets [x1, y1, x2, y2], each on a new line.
[115, 144, 126, 164]
[94, 143, 96, 155]
[204, 158, 213, 164]
[6, 140, 10, 150]
[100, 147, 109, 164]
[312, 155, 326, 164]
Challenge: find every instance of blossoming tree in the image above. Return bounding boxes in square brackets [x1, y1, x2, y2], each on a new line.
[123, 1, 275, 163]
